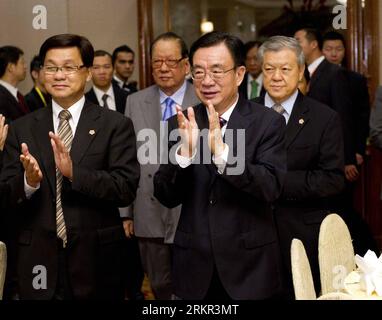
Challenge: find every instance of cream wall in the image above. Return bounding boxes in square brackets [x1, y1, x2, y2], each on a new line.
[0, 0, 138, 94]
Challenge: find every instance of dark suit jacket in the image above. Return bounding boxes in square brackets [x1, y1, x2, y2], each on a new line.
[25, 87, 51, 112]
[345, 70, 370, 155]
[111, 78, 137, 96]
[307, 59, 355, 165]
[0, 84, 25, 121]
[255, 92, 345, 294]
[0, 100, 140, 299]
[238, 72, 266, 100]
[154, 96, 287, 299]
[85, 82, 128, 114]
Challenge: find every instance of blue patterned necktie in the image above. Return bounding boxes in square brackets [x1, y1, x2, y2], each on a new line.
[163, 97, 175, 121]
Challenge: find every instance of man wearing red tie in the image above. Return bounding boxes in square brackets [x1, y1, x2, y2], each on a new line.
[0, 46, 29, 121]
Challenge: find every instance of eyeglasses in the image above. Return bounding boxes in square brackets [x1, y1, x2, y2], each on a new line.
[152, 58, 184, 69]
[191, 67, 236, 81]
[42, 65, 85, 75]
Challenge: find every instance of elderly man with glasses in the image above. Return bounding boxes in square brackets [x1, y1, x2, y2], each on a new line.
[154, 31, 287, 300]
[124, 32, 199, 300]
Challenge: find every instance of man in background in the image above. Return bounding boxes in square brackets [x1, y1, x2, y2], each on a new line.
[86, 50, 128, 114]
[112, 45, 137, 95]
[25, 55, 51, 112]
[86, 49, 144, 300]
[239, 40, 265, 99]
[322, 30, 379, 255]
[254, 36, 344, 298]
[125, 32, 199, 299]
[0, 46, 28, 121]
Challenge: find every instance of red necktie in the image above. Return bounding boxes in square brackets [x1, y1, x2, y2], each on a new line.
[17, 91, 30, 114]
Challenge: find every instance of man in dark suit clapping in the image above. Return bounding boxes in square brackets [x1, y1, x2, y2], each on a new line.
[0, 34, 140, 300]
[154, 31, 287, 300]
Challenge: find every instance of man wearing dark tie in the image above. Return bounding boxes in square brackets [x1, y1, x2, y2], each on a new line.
[86, 49, 145, 300]
[124, 32, 199, 299]
[154, 31, 287, 300]
[86, 50, 128, 114]
[0, 46, 28, 121]
[253, 36, 344, 298]
[0, 34, 140, 300]
[112, 45, 137, 95]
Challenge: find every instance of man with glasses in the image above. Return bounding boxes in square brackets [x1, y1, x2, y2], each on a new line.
[0, 34, 140, 299]
[154, 31, 287, 300]
[124, 32, 199, 300]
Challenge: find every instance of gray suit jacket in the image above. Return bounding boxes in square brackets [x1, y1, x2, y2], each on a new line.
[124, 81, 199, 243]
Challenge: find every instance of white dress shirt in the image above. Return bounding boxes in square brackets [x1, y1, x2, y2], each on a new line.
[24, 96, 86, 197]
[264, 90, 298, 124]
[175, 95, 238, 174]
[159, 80, 187, 119]
[0, 79, 18, 100]
[92, 85, 117, 111]
[246, 73, 263, 98]
[308, 55, 325, 77]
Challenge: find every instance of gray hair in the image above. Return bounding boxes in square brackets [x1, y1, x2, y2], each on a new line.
[257, 36, 305, 66]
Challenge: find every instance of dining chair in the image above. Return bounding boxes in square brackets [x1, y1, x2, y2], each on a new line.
[318, 213, 355, 295]
[291, 238, 317, 300]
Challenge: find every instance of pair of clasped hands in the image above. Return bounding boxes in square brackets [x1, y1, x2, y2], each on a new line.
[176, 100, 226, 159]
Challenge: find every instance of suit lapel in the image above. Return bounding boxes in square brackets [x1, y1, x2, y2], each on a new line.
[285, 92, 310, 148]
[141, 87, 161, 134]
[70, 102, 102, 164]
[308, 59, 327, 92]
[32, 106, 56, 196]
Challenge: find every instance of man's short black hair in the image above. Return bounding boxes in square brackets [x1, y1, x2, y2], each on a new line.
[150, 32, 188, 59]
[39, 34, 94, 68]
[297, 27, 323, 51]
[94, 50, 112, 59]
[112, 45, 134, 66]
[323, 31, 346, 47]
[0, 46, 24, 78]
[189, 31, 245, 67]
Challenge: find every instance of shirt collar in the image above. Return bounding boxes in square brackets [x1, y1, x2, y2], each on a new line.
[159, 80, 187, 106]
[93, 85, 114, 102]
[113, 75, 124, 87]
[308, 55, 325, 76]
[264, 89, 298, 116]
[52, 96, 85, 127]
[0, 79, 18, 99]
[206, 94, 238, 123]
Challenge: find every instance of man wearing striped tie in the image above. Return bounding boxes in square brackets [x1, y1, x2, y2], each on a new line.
[253, 36, 345, 299]
[0, 34, 140, 300]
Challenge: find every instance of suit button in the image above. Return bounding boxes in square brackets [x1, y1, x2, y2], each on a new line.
[148, 174, 152, 178]
[151, 197, 155, 202]
[209, 199, 215, 205]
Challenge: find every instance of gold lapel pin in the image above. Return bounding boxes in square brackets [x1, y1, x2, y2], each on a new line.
[89, 129, 95, 135]
[299, 119, 304, 125]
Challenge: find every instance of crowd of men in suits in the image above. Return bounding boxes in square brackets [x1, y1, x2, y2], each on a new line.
[0, 27, 381, 300]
